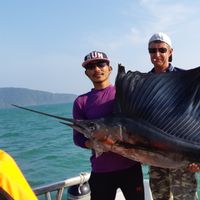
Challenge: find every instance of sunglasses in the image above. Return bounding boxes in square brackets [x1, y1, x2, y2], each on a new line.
[85, 62, 108, 70]
[148, 48, 168, 54]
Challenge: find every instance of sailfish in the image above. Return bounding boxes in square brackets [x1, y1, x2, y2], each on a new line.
[12, 64, 200, 169]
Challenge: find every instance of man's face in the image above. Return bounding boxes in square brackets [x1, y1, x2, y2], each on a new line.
[84, 61, 112, 84]
[149, 42, 173, 73]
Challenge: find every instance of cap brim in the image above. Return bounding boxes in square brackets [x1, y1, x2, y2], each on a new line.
[82, 58, 110, 67]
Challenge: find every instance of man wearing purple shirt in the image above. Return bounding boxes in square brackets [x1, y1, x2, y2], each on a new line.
[73, 51, 144, 200]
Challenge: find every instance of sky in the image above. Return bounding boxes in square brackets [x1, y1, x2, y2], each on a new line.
[1, 0, 200, 95]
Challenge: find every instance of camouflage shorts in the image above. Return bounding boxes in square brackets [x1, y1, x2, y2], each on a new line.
[149, 166, 198, 200]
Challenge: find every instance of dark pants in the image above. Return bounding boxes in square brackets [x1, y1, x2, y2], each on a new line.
[89, 164, 144, 200]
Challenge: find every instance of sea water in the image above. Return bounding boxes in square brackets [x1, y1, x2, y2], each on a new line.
[0, 103, 199, 197]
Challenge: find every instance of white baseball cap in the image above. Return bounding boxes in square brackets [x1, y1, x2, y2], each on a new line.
[149, 32, 172, 48]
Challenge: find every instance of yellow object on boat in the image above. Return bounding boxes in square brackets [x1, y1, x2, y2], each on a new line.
[0, 150, 38, 200]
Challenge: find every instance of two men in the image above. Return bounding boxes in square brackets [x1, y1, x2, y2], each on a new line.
[73, 33, 199, 200]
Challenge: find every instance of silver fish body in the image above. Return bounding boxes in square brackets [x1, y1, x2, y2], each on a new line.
[67, 115, 200, 168]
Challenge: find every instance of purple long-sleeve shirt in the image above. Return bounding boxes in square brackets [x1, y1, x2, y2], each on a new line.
[73, 85, 140, 173]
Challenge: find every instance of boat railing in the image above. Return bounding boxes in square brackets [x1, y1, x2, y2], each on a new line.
[33, 172, 153, 200]
[33, 172, 90, 200]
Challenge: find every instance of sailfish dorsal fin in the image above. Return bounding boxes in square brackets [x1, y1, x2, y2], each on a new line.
[114, 64, 200, 145]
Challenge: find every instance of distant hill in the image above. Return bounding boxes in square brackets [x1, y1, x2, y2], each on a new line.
[0, 87, 77, 109]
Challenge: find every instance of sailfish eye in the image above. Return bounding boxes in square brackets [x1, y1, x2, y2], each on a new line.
[88, 122, 96, 131]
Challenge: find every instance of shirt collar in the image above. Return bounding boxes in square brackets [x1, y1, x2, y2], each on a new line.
[151, 63, 174, 73]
